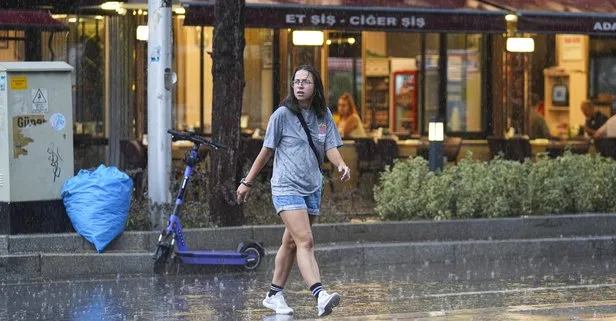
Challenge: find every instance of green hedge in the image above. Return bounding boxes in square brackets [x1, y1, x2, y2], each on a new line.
[374, 153, 616, 221]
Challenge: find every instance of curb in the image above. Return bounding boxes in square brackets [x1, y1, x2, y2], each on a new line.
[2, 213, 616, 279]
[2, 236, 616, 279]
[6, 213, 616, 254]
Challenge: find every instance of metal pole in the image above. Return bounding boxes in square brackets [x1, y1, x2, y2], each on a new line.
[147, 0, 173, 228]
[428, 116, 444, 172]
[428, 141, 444, 172]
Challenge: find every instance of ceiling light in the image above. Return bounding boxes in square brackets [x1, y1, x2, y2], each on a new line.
[136, 25, 148, 41]
[292, 31, 324, 46]
[506, 37, 534, 53]
[101, 1, 122, 11]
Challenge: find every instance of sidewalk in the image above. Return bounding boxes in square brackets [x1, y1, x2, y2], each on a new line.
[1, 213, 616, 279]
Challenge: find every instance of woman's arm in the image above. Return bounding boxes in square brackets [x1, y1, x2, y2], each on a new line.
[342, 114, 359, 135]
[594, 123, 608, 139]
[237, 147, 274, 202]
[325, 148, 351, 182]
[244, 147, 274, 182]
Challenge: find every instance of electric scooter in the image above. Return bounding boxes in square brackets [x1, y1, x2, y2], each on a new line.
[152, 129, 265, 273]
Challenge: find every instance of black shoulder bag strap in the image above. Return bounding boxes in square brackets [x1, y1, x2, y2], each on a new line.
[295, 109, 322, 166]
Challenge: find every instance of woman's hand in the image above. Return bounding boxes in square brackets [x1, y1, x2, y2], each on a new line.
[338, 163, 351, 182]
[236, 182, 251, 203]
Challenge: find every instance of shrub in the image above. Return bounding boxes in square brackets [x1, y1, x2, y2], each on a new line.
[374, 152, 616, 221]
[125, 166, 373, 230]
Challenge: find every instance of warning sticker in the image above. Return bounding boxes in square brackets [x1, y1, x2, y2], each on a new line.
[31, 88, 48, 113]
[10, 76, 27, 90]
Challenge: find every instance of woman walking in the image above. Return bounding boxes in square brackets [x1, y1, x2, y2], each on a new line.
[236, 64, 350, 317]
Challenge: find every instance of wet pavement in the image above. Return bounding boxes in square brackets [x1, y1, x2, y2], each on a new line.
[3, 256, 616, 321]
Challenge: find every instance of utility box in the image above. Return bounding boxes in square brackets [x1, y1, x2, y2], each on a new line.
[0, 61, 74, 234]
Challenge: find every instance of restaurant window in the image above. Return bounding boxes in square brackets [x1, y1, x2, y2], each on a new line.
[446, 33, 483, 133]
[387, 32, 421, 136]
[175, 27, 274, 134]
[419, 33, 441, 134]
[589, 37, 616, 113]
[70, 17, 106, 138]
[0, 30, 25, 61]
[326, 31, 362, 118]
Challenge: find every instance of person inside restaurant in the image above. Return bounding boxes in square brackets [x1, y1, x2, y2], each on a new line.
[336, 92, 367, 138]
[581, 100, 609, 136]
[529, 94, 551, 139]
[594, 114, 616, 138]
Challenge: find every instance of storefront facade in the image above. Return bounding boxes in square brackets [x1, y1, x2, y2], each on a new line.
[1, 0, 615, 167]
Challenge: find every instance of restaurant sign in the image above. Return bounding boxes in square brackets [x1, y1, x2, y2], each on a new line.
[518, 12, 616, 35]
[184, 3, 506, 33]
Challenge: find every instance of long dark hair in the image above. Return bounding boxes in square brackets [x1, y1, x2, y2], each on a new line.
[280, 64, 327, 119]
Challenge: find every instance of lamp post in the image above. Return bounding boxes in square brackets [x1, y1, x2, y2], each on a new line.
[428, 116, 444, 172]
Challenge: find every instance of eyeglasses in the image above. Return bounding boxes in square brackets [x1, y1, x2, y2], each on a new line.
[292, 79, 314, 86]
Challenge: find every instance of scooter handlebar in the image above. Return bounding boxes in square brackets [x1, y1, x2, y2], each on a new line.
[167, 129, 227, 149]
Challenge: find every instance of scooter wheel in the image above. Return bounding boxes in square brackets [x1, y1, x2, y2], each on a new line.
[238, 241, 264, 271]
[153, 243, 173, 274]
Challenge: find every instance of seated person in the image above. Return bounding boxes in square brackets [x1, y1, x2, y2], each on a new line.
[581, 100, 608, 136]
[594, 114, 616, 138]
[529, 94, 551, 139]
[336, 92, 367, 138]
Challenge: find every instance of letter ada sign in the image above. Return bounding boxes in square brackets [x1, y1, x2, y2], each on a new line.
[594, 21, 616, 31]
[518, 13, 616, 35]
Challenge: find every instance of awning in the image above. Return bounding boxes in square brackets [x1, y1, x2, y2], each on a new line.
[517, 11, 616, 35]
[0, 10, 68, 32]
[471, 0, 616, 36]
[183, 2, 506, 33]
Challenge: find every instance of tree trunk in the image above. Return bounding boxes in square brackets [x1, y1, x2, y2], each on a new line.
[210, 0, 245, 226]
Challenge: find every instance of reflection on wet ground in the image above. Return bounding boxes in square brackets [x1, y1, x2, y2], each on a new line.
[2, 257, 616, 320]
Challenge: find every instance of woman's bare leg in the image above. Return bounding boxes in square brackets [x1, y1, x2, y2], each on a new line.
[278, 210, 320, 286]
[272, 215, 317, 287]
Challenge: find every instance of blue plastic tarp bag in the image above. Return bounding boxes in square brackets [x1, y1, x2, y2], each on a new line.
[61, 164, 133, 253]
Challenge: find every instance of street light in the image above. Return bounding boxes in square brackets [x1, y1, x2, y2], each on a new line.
[428, 116, 444, 172]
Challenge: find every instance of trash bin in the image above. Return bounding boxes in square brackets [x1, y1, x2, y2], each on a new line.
[0, 61, 74, 234]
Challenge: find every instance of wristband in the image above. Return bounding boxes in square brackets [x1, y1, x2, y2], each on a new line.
[240, 178, 253, 188]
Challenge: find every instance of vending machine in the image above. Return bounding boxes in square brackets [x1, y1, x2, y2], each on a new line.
[392, 70, 418, 135]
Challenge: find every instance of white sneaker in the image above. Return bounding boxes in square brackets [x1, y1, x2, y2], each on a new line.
[263, 292, 293, 315]
[317, 290, 341, 317]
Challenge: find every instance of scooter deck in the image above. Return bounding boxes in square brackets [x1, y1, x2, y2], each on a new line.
[176, 250, 244, 258]
[175, 250, 249, 265]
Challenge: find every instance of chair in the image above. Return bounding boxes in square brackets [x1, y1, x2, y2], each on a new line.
[120, 139, 147, 198]
[376, 138, 400, 168]
[487, 136, 531, 162]
[507, 136, 532, 162]
[487, 136, 508, 159]
[120, 139, 147, 170]
[416, 137, 430, 160]
[353, 138, 381, 185]
[595, 137, 616, 160]
[546, 139, 591, 158]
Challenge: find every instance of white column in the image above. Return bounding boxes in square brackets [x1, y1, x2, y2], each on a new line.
[147, 0, 173, 227]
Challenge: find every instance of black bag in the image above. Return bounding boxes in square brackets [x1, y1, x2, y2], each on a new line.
[289, 107, 322, 166]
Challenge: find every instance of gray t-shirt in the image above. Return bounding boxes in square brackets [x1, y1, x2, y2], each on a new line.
[263, 106, 342, 196]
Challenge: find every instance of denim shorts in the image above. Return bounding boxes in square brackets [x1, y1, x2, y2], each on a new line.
[272, 189, 322, 215]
